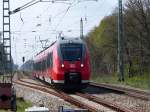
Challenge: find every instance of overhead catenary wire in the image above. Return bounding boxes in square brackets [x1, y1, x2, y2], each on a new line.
[8, 0, 102, 66]
[53, 0, 79, 31]
[20, 13, 24, 24]
[9, 0, 40, 14]
[15, 0, 70, 36]
[9, 0, 71, 14]
[51, 0, 103, 35]
[9, 0, 98, 36]
[52, 0, 100, 33]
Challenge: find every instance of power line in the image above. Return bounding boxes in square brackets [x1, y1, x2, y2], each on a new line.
[9, 0, 71, 15]
[9, 0, 100, 62]
[53, 0, 90, 31]
[53, 3, 74, 31]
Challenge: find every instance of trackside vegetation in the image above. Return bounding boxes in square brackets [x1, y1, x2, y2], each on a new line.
[17, 98, 32, 112]
[85, 0, 150, 90]
[0, 98, 32, 112]
[92, 73, 150, 90]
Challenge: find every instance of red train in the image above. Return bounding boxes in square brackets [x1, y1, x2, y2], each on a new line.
[32, 38, 90, 89]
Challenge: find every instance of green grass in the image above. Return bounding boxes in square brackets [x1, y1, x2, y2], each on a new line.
[124, 73, 150, 89]
[17, 98, 32, 112]
[92, 74, 118, 84]
[0, 98, 32, 112]
[91, 73, 150, 90]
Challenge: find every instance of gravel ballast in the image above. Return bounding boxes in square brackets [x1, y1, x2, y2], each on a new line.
[14, 84, 75, 111]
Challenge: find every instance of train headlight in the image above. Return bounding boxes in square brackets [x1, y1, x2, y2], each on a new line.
[80, 64, 84, 68]
[61, 64, 65, 68]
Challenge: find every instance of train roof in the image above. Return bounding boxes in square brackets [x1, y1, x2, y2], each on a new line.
[35, 37, 84, 56]
[57, 37, 84, 44]
[34, 37, 85, 62]
[37, 38, 83, 53]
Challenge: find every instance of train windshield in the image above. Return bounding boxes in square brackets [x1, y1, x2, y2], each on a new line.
[60, 44, 82, 61]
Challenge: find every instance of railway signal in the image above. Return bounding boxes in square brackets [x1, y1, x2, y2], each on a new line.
[22, 56, 25, 63]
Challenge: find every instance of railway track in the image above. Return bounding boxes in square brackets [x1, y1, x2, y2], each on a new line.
[90, 82, 150, 101]
[13, 79, 137, 112]
[76, 93, 134, 112]
[14, 79, 98, 112]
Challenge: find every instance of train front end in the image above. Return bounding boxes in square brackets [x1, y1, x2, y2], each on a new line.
[53, 39, 90, 89]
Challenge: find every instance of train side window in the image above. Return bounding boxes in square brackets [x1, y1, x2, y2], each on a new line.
[43, 60, 46, 71]
[47, 54, 50, 67]
[49, 52, 53, 68]
[47, 52, 53, 68]
[34, 63, 36, 70]
[0, 52, 2, 61]
[36, 63, 37, 71]
[41, 61, 43, 71]
[39, 62, 41, 71]
[33, 63, 35, 70]
[37, 63, 39, 71]
[40, 62, 43, 71]
[43, 61, 44, 71]
[35, 63, 37, 71]
[36, 63, 38, 71]
[37, 63, 38, 71]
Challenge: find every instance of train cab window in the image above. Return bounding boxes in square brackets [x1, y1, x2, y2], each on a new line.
[60, 44, 82, 61]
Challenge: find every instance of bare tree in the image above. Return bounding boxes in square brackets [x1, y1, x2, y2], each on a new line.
[124, 0, 150, 75]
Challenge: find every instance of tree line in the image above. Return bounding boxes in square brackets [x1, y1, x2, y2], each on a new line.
[85, 0, 150, 77]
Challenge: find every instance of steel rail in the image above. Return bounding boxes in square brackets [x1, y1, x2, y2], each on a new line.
[18, 79, 137, 112]
[99, 83, 150, 96]
[76, 93, 136, 112]
[16, 78, 149, 112]
[90, 82, 150, 101]
[13, 80, 98, 112]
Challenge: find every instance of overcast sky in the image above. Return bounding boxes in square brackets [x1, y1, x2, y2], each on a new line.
[0, 0, 125, 66]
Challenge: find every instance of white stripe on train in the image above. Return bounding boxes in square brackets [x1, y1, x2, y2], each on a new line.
[53, 80, 89, 83]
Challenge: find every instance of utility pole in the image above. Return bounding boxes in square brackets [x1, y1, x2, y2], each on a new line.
[3, 0, 12, 77]
[22, 56, 25, 73]
[118, 0, 124, 81]
[1, 1, 17, 111]
[80, 18, 83, 39]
